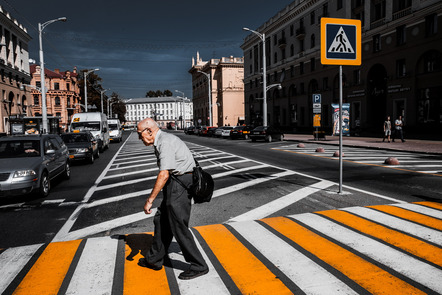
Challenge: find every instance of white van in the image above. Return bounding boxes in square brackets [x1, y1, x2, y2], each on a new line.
[107, 119, 122, 142]
[70, 112, 110, 152]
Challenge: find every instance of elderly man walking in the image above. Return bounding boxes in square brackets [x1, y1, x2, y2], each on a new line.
[136, 118, 208, 280]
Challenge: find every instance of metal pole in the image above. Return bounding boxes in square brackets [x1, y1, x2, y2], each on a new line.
[181, 98, 185, 128]
[339, 65, 343, 194]
[38, 23, 48, 133]
[262, 33, 267, 126]
[101, 91, 104, 114]
[84, 71, 88, 112]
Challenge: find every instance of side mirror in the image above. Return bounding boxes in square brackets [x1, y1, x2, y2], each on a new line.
[46, 149, 55, 155]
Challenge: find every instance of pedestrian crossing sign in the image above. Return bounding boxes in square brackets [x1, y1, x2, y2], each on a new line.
[321, 18, 361, 66]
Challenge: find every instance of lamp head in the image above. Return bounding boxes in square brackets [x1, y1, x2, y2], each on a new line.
[243, 27, 250, 31]
[58, 17, 67, 22]
[278, 85, 282, 90]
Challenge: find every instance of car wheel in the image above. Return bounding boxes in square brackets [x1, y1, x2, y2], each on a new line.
[89, 153, 94, 164]
[39, 172, 50, 197]
[63, 162, 71, 180]
[267, 135, 273, 142]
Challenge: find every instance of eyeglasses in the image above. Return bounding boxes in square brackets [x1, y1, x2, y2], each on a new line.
[137, 128, 152, 138]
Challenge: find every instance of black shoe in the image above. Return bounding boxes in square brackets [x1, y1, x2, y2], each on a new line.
[138, 258, 162, 270]
[178, 268, 209, 280]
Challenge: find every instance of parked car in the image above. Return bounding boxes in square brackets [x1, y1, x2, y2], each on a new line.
[61, 131, 99, 164]
[249, 126, 284, 142]
[221, 126, 234, 138]
[206, 127, 218, 137]
[0, 134, 71, 198]
[200, 126, 217, 136]
[230, 125, 254, 139]
[213, 127, 224, 138]
[185, 126, 195, 135]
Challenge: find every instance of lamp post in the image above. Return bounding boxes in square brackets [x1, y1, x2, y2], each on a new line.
[84, 68, 99, 112]
[110, 101, 117, 118]
[39, 17, 67, 133]
[175, 90, 185, 129]
[196, 71, 212, 126]
[243, 27, 267, 126]
[100, 89, 109, 114]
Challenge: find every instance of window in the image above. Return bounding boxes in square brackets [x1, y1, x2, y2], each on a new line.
[290, 24, 294, 36]
[396, 59, 406, 77]
[274, 52, 278, 63]
[36, 81, 41, 88]
[374, 1, 386, 20]
[310, 58, 316, 71]
[299, 39, 304, 52]
[33, 95, 39, 105]
[322, 3, 329, 17]
[273, 35, 277, 45]
[290, 65, 295, 77]
[66, 83, 70, 91]
[311, 34, 316, 48]
[54, 83, 60, 90]
[300, 83, 305, 94]
[373, 34, 381, 52]
[425, 13, 438, 37]
[290, 44, 294, 56]
[55, 96, 61, 105]
[396, 25, 406, 45]
[310, 11, 315, 25]
[300, 62, 304, 75]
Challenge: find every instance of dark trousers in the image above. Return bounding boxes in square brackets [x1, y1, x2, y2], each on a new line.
[393, 129, 404, 142]
[146, 174, 207, 271]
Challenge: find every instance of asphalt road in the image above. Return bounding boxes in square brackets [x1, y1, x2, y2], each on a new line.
[1, 130, 441, 249]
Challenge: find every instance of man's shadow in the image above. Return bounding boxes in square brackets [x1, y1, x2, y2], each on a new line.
[125, 233, 154, 261]
[124, 233, 188, 270]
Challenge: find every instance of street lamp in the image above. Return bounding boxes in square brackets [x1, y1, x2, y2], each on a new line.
[175, 90, 185, 129]
[110, 101, 117, 118]
[100, 89, 109, 114]
[196, 71, 212, 126]
[39, 17, 67, 133]
[84, 68, 99, 112]
[243, 27, 267, 126]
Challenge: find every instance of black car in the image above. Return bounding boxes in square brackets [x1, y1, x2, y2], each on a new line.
[249, 126, 284, 142]
[185, 126, 195, 135]
[230, 125, 254, 139]
[61, 131, 99, 164]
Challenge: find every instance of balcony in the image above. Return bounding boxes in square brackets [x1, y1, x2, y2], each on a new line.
[296, 27, 305, 40]
[278, 38, 287, 49]
[371, 18, 386, 29]
[393, 7, 412, 21]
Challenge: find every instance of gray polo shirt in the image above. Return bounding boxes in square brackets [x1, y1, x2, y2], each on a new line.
[153, 129, 195, 175]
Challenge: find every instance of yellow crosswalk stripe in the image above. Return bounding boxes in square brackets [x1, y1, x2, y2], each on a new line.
[262, 216, 426, 295]
[13, 240, 81, 295]
[195, 223, 293, 294]
[368, 204, 442, 230]
[414, 201, 442, 211]
[123, 233, 170, 295]
[318, 210, 442, 267]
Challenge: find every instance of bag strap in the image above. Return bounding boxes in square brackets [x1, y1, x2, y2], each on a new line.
[170, 174, 189, 191]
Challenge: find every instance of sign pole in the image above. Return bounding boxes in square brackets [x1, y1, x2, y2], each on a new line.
[339, 65, 343, 193]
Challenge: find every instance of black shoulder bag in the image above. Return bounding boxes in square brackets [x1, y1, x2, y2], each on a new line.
[172, 159, 214, 203]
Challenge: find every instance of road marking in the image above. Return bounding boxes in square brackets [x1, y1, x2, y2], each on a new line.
[13, 240, 81, 295]
[294, 213, 442, 293]
[229, 180, 334, 222]
[195, 224, 293, 294]
[0, 244, 43, 294]
[65, 238, 118, 294]
[41, 199, 65, 205]
[262, 217, 426, 295]
[392, 203, 442, 219]
[230, 220, 358, 294]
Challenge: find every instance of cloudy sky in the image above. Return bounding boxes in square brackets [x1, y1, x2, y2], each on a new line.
[3, 0, 291, 99]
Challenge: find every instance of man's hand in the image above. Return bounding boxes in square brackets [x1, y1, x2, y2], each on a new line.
[144, 200, 153, 214]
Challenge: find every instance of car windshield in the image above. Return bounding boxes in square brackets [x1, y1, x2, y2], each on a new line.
[71, 122, 100, 131]
[0, 140, 41, 158]
[61, 134, 89, 143]
[109, 123, 118, 130]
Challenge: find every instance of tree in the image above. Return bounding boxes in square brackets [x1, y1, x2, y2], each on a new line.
[145, 89, 173, 97]
[155, 90, 163, 97]
[80, 69, 104, 112]
[108, 92, 127, 123]
[163, 90, 173, 96]
[146, 90, 156, 97]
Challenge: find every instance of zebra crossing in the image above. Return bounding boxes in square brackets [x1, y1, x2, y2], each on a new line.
[1, 201, 441, 294]
[273, 143, 442, 175]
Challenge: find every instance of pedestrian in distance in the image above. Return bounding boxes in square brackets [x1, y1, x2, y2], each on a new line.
[383, 116, 391, 143]
[392, 115, 405, 142]
[137, 118, 209, 280]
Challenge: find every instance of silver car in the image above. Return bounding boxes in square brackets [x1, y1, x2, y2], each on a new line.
[0, 134, 71, 198]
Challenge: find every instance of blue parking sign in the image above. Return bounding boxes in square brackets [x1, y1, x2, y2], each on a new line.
[313, 94, 321, 104]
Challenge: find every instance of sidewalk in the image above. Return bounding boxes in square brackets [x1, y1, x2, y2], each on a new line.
[283, 133, 442, 155]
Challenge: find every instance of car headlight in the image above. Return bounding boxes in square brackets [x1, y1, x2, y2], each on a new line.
[13, 170, 37, 178]
[76, 148, 89, 153]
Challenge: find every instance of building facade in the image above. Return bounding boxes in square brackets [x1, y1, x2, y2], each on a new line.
[29, 64, 81, 131]
[124, 97, 193, 129]
[241, 0, 442, 137]
[0, 5, 32, 134]
[189, 52, 245, 127]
